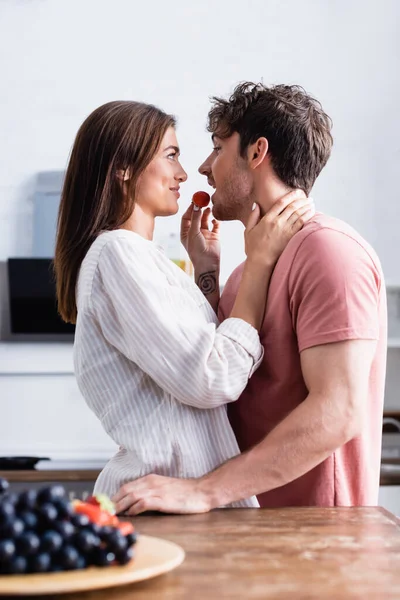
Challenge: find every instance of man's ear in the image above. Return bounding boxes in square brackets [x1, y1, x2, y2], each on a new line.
[247, 138, 269, 170]
[116, 167, 131, 181]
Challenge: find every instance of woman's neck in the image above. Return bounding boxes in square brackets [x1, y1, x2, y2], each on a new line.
[121, 206, 155, 240]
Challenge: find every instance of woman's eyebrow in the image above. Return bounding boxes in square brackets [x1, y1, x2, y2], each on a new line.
[163, 145, 180, 153]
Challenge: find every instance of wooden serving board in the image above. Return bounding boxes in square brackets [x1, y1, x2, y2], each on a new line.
[0, 535, 185, 595]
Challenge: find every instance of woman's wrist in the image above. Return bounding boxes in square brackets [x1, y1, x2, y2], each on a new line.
[245, 254, 276, 271]
[192, 256, 220, 273]
[194, 265, 220, 298]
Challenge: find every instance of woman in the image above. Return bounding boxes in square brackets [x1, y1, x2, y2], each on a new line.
[54, 101, 312, 508]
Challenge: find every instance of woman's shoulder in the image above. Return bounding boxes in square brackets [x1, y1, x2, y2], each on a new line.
[85, 229, 156, 266]
[96, 229, 153, 253]
[79, 230, 158, 289]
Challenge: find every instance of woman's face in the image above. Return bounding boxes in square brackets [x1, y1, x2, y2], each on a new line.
[135, 127, 188, 217]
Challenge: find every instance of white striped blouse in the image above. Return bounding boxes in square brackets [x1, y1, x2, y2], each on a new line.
[74, 229, 261, 508]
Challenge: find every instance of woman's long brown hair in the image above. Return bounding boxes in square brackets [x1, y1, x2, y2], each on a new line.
[54, 101, 175, 324]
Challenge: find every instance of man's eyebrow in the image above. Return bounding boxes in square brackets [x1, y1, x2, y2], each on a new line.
[163, 145, 180, 153]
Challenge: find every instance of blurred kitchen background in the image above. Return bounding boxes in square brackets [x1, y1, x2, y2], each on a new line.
[0, 0, 399, 508]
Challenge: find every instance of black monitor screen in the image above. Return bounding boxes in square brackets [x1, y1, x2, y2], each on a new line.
[7, 258, 75, 336]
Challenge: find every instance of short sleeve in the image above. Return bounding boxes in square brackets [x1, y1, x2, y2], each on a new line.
[288, 228, 381, 353]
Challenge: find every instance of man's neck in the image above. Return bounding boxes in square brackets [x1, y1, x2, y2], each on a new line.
[256, 179, 303, 218]
[240, 178, 303, 225]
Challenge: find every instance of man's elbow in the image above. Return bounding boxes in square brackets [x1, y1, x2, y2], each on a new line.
[333, 395, 364, 445]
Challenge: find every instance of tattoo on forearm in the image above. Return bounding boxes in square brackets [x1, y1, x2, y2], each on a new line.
[197, 271, 217, 296]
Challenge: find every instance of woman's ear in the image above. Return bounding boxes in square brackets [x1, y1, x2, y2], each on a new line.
[248, 137, 269, 170]
[116, 167, 131, 181]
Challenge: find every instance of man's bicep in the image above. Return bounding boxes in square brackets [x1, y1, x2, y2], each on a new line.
[300, 340, 376, 400]
[290, 229, 380, 352]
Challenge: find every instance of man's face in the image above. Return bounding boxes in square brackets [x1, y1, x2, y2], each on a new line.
[198, 132, 253, 222]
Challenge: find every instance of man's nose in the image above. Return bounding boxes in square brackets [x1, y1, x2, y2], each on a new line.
[198, 157, 211, 177]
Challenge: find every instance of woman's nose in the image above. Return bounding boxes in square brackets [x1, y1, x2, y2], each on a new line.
[176, 165, 188, 182]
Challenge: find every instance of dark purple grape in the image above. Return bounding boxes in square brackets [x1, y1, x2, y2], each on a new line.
[29, 552, 51, 573]
[3, 492, 18, 505]
[74, 530, 100, 553]
[98, 525, 115, 541]
[38, 502, 58, 524]
[0, 515, 13, 538]
[49, 564, 63, 573]
[54, 520, 75, 539]
[3, 517, 25, 538]
[125, 532, 138, 546]
[15, 531, 40, 556]
[70, 513, 90, 528]
[105, 530, 127, 554]
[0, 539, 15, 562]
[56, 545, 80, 570]
[37, 485, 66, 505]
[116, 546, 134, 565]
[16, 489, 37, 510]
[54, 498, 74, 519]
[0, 501, 15, 523]
[7, 555, 27, 574]
[86, 522, 102, 536]
[91, 547, 115, 567]
[40, 530, 63, 553]
[0, 478, 9, 495]
[19, 510, 38, 530]
[76, 555, 87, 570]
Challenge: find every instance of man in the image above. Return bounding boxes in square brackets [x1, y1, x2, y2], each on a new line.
[113, 82, 387, 514]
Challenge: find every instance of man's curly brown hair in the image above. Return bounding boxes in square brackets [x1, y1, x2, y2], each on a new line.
[207, 82, 333, 195]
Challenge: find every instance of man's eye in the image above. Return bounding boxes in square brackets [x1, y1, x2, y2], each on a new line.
[213, 146, 221, 153]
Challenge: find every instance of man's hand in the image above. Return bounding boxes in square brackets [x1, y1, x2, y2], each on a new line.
[112, 474, 213, 516]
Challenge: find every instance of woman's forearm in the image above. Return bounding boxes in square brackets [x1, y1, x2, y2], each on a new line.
[229, 258, 274, 332]
[194, 264, 220, 313]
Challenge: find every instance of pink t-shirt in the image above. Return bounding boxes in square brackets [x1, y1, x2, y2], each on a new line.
[219, 213, 387, 507]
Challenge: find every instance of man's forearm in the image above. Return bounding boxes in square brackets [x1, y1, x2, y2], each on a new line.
[195, 266, 220, 313]
[200, 390, 361, 508]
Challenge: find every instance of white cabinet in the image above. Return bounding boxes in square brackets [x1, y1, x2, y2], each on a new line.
[0, 342, 117, 460]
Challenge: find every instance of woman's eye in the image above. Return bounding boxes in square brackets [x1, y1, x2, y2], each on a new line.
[167, 152, 177, 160]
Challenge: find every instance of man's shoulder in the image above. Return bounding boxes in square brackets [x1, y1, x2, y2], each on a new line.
[290, 213, 364, 247]
[286, 213, 381, 270]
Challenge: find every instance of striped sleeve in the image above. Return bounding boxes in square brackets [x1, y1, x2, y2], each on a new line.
[92, 238, 262, 409]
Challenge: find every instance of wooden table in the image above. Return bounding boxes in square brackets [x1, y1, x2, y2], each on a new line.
[14, 507, 400, 599]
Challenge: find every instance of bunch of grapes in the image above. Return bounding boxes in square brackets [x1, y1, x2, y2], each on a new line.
[0, 477, 137, 575]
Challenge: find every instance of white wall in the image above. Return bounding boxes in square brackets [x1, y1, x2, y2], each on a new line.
[0, 0, 398, 457]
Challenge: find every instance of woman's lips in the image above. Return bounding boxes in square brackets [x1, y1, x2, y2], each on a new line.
[170, 188, 180, 198]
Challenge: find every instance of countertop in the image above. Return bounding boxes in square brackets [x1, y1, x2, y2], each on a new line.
[2, 464, 398, 485]
[0, 470, 100, 482]
[25, 506, 400, 600]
